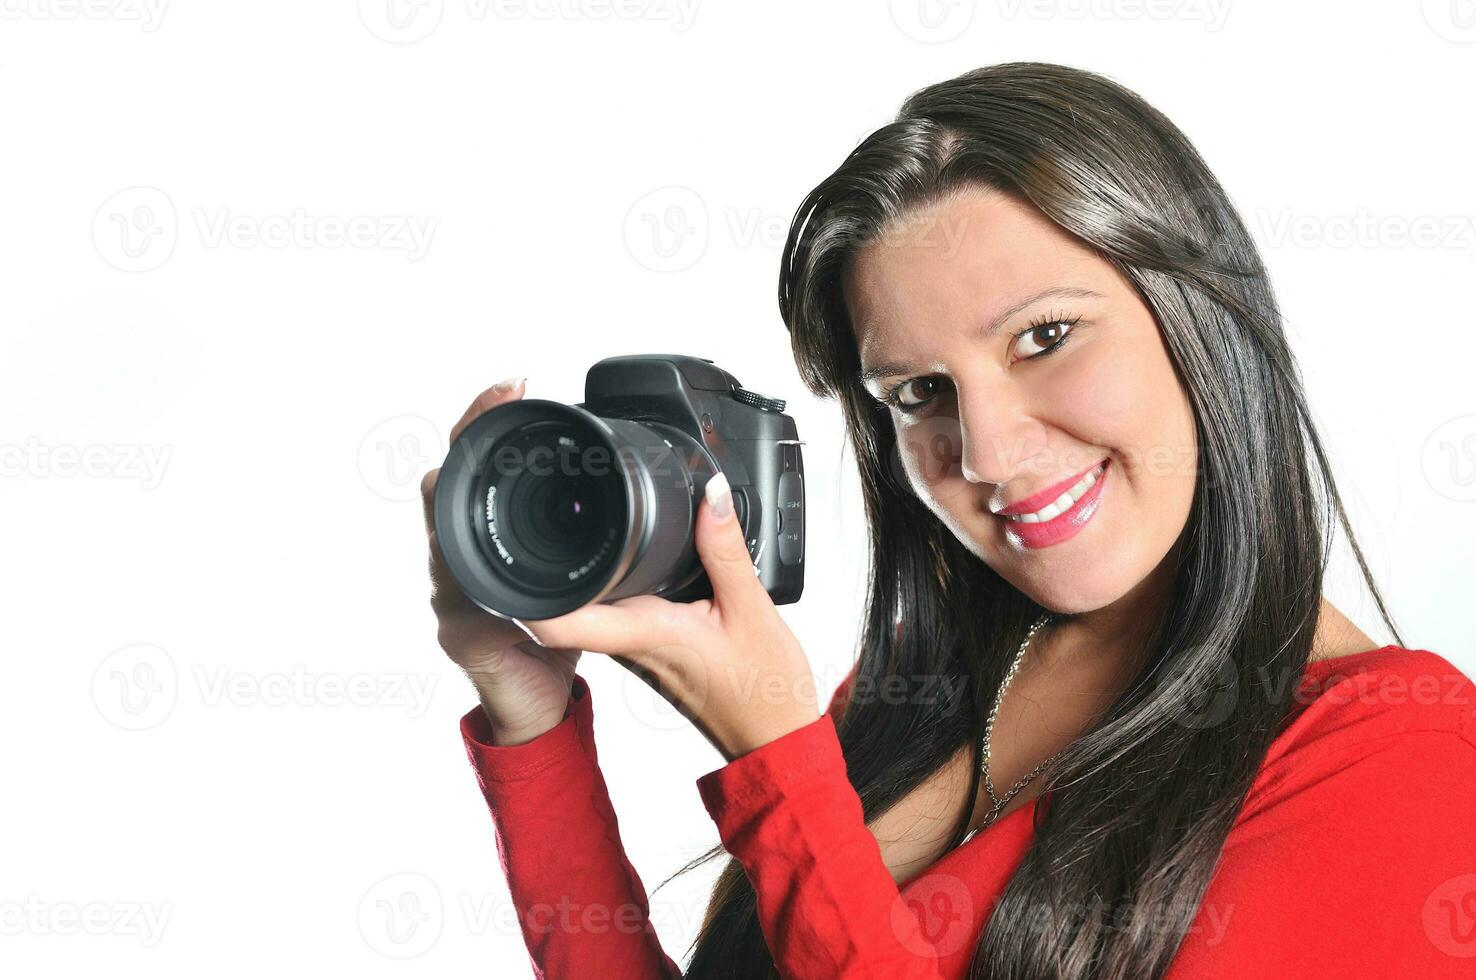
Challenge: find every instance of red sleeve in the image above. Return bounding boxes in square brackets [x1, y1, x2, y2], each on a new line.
[460, 675, 682, 979]
[695, 706, 954, 978]
[1168, 725, 1476, 976]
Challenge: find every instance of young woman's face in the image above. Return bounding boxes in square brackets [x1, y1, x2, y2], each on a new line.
[842, 186, 1198, 615]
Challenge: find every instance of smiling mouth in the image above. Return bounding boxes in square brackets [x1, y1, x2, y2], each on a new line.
[998, 460, 1109, 523]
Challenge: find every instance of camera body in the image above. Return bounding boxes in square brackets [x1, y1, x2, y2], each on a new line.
[433, 354, 804, 621]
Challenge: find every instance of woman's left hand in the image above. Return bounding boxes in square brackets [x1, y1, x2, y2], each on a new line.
[512, 471, 821, 762]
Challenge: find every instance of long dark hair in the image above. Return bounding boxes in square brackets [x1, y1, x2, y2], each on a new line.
[669, 61, 1404, 978]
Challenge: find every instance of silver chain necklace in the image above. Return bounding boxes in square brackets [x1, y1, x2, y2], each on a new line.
[962, 612, 1057, 845]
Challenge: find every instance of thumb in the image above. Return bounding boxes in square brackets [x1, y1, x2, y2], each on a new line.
[697, 471, 765, 617]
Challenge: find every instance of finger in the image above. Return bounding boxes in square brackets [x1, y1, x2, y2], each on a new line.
[426, 530, 467, 618]
[450, 376, 527, 444]
[614, 594, 714, 619]
[420, 467, 439, 537]
[517, 597, 680, 659]
[695, 471, 769, 622]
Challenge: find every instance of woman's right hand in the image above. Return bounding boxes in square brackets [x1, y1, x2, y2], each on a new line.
[421, 377, 583, 746]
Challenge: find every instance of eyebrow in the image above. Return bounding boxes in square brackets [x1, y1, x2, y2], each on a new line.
[857, 285, 1105, 384]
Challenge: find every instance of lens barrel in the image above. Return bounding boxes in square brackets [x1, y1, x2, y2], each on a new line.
[433, 399, 718, 620]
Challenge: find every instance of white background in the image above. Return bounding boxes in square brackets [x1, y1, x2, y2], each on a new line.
[3, 1, 1474, 975]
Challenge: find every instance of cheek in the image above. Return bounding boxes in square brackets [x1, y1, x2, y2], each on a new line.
[894, 414, 968, 494]
[1060, 331, 1196, 488]
[1053, 340, 1139, 442]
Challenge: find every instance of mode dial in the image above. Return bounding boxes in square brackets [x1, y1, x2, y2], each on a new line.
[731, 386, 786, 413]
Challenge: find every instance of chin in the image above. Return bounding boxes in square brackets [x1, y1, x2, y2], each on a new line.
[997, 554, 1139, 614]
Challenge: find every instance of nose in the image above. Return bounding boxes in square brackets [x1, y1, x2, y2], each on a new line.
[955, 381, 1041, 487]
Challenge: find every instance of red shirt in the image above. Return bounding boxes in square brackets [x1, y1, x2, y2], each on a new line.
[461, 645, 1476, 977]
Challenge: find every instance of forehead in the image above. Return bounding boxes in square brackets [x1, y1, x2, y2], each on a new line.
[844, 188, 1094, 357]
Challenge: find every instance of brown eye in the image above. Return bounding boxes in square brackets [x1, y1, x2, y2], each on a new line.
[892, 377, 940, 409]
[1014, 319, 1078, 358]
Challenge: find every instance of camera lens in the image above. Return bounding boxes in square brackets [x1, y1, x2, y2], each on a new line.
[528, 481, 600, 559]
[433, 399, 718, 620]
[476, 419, 626, 596]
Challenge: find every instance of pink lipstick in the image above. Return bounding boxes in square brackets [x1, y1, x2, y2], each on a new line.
[993, 458, 1110, 550]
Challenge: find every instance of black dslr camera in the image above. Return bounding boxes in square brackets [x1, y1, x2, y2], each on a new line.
[433, 354, 805, 620]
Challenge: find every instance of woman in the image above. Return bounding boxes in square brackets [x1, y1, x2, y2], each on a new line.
[422, 62, 1476, 977]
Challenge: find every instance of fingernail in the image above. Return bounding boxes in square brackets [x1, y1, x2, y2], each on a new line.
[705, 471, 733, 521]
[493, 376, 526, 394]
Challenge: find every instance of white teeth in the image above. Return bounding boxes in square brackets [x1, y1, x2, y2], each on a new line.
[1006, 462, 1106, 523]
